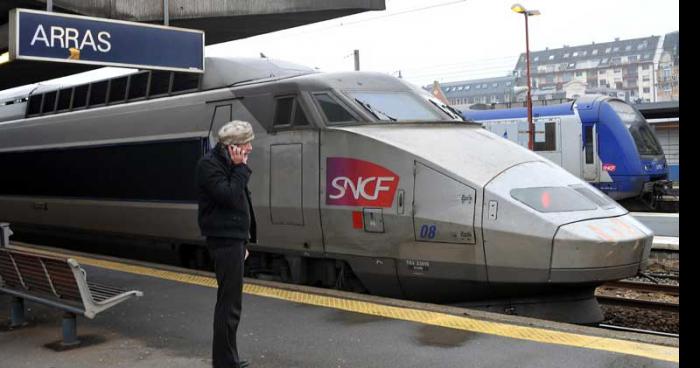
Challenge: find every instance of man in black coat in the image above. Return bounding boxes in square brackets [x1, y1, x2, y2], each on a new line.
[196, 120, 256, 368]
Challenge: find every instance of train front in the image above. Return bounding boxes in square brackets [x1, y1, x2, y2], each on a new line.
[301, 72, 653, 323]
[584, 97, 671, 200]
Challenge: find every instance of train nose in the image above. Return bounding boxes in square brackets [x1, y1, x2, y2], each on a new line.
[549, 214, 654, 283]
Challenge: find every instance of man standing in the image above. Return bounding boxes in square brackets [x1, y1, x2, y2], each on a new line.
[196, 120, 256, 368]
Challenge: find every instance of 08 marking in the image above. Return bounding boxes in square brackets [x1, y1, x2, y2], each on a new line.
[419, 224, 437, 239]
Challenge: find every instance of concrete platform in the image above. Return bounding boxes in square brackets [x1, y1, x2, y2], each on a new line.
[0, 244, 679, 368]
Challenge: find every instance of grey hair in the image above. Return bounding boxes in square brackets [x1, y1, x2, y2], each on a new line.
[217, 120, 255, 145]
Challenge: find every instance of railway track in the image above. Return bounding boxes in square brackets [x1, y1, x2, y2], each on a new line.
[602, 280, 679, 296]
[596, 295, 679, 312]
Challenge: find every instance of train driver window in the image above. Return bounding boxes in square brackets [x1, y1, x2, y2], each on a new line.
[533, 121, 557, 151]
[312, 93, 358, 125]
[274, 96, 311, 128]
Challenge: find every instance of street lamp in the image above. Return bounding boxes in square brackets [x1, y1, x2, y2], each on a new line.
[511, 3, 540, 150]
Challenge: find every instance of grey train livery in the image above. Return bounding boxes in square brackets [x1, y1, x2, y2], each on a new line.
[0, 57, 654, 323]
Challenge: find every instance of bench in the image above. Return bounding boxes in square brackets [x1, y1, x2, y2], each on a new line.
[0, 247, 143, 346]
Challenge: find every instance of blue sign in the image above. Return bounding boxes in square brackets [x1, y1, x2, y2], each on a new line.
[9, 8, 204, 73]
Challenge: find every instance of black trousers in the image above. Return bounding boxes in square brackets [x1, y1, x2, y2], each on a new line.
[207, 237, 246, 368]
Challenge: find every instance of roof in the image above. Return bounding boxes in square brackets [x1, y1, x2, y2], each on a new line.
[514, 35, 660, 72]
[433, 75, 516, 98]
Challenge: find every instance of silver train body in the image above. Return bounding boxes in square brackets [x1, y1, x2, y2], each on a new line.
[0, 57, 653, 321]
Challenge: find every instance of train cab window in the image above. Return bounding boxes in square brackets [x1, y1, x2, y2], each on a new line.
[294, 104, 309, 126]
[42, 91, 57, 114]
[172, 73, 201, 93]
[128, 72, 149, 100]
[533, 122, 557, 151]
[108, 76, 128, 103]
[56, 88, 73, 111]
[274, 96, 310, 127]
[350, 92, 441, 122]
[608, 100, 663, 156]
[72, 84, 89, 109]
[89, 80, 108, 106]
[274, 97, 294, 126]
[27, 94, 43, 116]
[313, 93, 357, 124]
[149, 71, 172, 97]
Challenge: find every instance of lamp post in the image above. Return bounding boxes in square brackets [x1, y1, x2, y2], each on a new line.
[511, 3, 540, 150]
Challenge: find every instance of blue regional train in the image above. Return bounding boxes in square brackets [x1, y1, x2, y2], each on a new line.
[462, 95, 671, 201]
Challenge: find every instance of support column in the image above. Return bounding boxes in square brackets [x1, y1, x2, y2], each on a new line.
[61, 312, 80, 346]
[10, 297, 25, 328]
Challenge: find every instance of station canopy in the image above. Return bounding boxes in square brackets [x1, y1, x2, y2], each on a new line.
[0, 0, 384, 91]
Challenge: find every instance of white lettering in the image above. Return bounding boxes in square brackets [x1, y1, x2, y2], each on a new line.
[80, 30, 97, 51]
[50, 26, 65, 48]
[329, 176, 395, 201]
[65, 28, 80, 49]
[30, 25, 49, 47]
[329, 177, 347, 199]
[97, 31, 111, 52]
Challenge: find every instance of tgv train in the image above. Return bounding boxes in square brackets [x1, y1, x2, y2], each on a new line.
[462, 96, 672, 201]
[0, 57, 654, 323]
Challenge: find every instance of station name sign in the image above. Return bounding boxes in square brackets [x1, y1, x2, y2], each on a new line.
[9, 8, 204, 73]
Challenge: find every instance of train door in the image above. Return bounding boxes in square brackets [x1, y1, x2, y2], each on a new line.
[582, 124, 600, 182]
[263, 95, 324, 253]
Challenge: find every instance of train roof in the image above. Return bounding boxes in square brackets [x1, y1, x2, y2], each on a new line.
[461, 95, 627, 123]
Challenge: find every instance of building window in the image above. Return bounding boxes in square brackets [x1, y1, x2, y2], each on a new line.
[575, 71, 584, 77]
[605, 47, 612, 53]
[549, 55, 555, 60]
[582, 50, 588, 56]
[482, 83, 488, 88]
[592, 49, 598, 55]
[625, 45, 632, 51]
[613, 46, 619, 52]
[629, 55, 638, 62]
[573, 51, 579, 57]
[563, 53, 570, 58]
[614, 69, 622, 74]
[534, 56, 539, 62]
[465, 85, 471, 90]
[599, 79, 607, 87]
[642, 65, 650, 70]
[643, 87, 650, 93]
[492, 83, 499, 88]
[637, 43, 646, 50]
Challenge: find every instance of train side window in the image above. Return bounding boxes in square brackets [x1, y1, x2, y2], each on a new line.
[274, 97, 294, 126]
[56, 88, 73, 111]
[313, 93, 357, 124]
[27, 94, 43, 116]
[172, 73, 201, 93]
[72, 84, 89, 109]
[584, 126, 594, 164]
[533, 122, 557, 151]
[42, 91, 57, 114]
[128, 72, 149, 100]
[108, 76, 128, 104]
[149, 71, 172, 97]
[89, 80, 108, 107]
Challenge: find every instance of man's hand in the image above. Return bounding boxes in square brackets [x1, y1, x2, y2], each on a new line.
[227, 145, 248, 165]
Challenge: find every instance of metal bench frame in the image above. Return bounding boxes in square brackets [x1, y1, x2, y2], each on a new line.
[0, 249, 143, 346]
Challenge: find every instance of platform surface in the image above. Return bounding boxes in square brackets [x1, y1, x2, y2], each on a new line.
[0, 244, 679, 368]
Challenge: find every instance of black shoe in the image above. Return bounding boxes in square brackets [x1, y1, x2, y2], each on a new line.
[239, 360, 249, 368]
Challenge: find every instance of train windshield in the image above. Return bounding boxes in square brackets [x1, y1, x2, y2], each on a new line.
[609, 100, 664, 156]
[348, 91, 443, 122]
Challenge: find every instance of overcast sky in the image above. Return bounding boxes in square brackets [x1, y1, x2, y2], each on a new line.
[1, 0, 678, 98]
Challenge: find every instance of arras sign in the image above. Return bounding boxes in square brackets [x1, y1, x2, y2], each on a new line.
[9, 8, 204, 73]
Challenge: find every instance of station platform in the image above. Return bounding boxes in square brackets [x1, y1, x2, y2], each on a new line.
[0, 244, 679, 368]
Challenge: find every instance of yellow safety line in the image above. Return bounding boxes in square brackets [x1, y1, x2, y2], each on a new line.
[12, 245, 679, 363]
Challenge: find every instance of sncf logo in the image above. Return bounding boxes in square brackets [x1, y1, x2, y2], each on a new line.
[602, 163, 617, 172]
[326, 158, 399, 207]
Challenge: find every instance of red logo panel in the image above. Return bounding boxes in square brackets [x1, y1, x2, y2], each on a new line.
[326, 158, 399, 207]
[602, 163, 617, 172]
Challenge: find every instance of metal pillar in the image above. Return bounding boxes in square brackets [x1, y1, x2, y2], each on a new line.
[524, 14, 534, 150]
[10, 297, 26, 328]
[353, 49, 360, 71]
[61, 312, 80, 346]
[0, 223, 12, 247]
